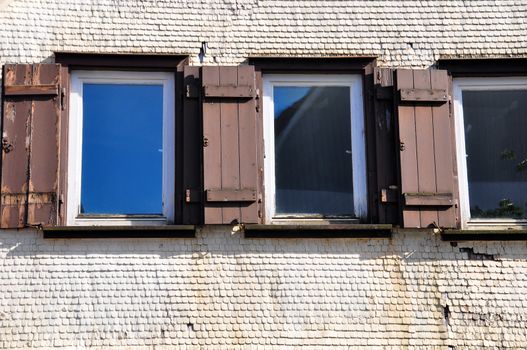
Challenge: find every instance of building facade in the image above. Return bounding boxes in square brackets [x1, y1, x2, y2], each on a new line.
[1, 1, 527, 349]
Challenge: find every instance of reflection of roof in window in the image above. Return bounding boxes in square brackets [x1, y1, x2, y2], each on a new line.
[274, 86, 310, 119]
[273, 86, 353, 192]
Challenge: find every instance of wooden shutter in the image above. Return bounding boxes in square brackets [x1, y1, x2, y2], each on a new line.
[201, 66, 261, 224]
[373, 67, 399, 224]
[1, 64, 62, 228]
[178, 66, 203, 224]
[396, 69, 458, 228]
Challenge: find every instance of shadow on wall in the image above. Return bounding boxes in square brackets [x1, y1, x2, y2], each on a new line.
[0, 226, 522, 262]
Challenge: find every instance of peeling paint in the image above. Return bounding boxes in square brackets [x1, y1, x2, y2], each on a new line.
[5, 103, 15, 123]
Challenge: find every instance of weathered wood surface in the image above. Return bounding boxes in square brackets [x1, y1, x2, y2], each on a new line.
[399, 88, 448, 102]
[396, 69, 458, 228]
[202, 66, 260, 224]
[1, 64, 61, 228]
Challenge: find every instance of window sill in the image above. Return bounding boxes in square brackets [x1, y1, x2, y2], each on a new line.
[68, 216, 169, 227]
[243, 224, 392, 238]
[442, 229, 527, 241]
[42, 225, 195, 239]
[465, 219, 527, 230]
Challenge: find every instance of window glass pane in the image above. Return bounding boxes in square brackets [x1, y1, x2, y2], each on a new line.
[274, 86, 354, 215]
[81, 83, 163, 215]
[463, 89, 527, 219]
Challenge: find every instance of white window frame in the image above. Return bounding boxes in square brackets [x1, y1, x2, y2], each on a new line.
[453, 76, 527, 229]
[262, 74, 367, 223]
[68, 70, 175, 226]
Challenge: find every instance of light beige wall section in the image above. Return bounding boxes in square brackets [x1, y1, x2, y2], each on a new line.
[0, 0, 526, 67]
[0, 228, 526, 349]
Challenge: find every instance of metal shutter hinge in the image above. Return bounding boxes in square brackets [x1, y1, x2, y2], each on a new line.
[60, 87, 66, 111]
[2, 138, 13, 153]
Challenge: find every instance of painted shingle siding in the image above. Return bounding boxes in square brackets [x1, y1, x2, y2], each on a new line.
[0, 228, 527, 349]
[0, 1, 526, 67]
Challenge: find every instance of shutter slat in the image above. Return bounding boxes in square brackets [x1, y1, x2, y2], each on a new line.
[28, 64, 61, 225]
[202, 66, 224, 223]
[1, 64, 60, 228]
[219, 66, 242, 223]
[430, 70, 457, 227]
[373, 67, 398, 224]
[396, 68, 459, 228]
[237, 65, 259, 223]
[255, 70, 265, 223]
[396, 69, 421, 227]
[1, 64, 33, 228]
[57, 65, 70, 224]
[413, 70, 439, 226]
[202, 65, 261, 224]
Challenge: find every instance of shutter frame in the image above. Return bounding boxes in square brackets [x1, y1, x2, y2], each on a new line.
[1, 64, 61, 228]
[395, 68, 459, 228]
[373, 67, 399, 224]
[201, 65, 261, 224]
[178, 65, 203, 224]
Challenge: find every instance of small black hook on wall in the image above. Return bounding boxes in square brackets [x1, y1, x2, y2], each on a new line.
[199, 41, 208, 63]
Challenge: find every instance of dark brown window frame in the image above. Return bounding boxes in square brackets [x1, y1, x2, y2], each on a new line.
[55, 52, 189, 70]
[437, 58, 527, 77]
[248, 56, 388, 227]
[53, 52, 196, 234]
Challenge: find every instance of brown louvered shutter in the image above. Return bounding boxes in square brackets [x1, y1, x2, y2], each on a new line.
[1, 64, 62, 228]
[373, 67, 399, 224]
[201, 66, 261, 224]
[396, 69, 459, 228]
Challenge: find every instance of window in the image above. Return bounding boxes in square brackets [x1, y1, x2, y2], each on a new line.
[68, 70, 175, 225]
[263, 74, 367, 222]
[453, 77, 527, 228]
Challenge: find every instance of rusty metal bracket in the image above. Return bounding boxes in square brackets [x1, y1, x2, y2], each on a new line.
[184, 189, 201, 203]
[381, 188, 398, 203]
[2, 138, 13, 153]
[186, 84, 199, 98]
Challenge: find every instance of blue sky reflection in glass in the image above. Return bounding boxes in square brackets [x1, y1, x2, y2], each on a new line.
[81, 83, 163, 215]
